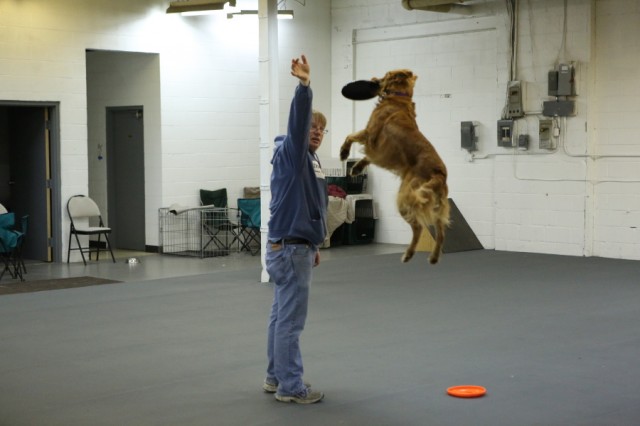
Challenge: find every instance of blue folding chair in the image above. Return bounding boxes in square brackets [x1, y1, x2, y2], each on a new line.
[0, 212, 25, 281]
[237, 198, 261, 255]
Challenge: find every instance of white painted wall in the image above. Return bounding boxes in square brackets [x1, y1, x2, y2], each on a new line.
[331, 0, 640, 261]
[590, 0, 640, 259]
[1, 0, 639, 262]
[0, 0, 331, 258]
[86, 51, 162, 246]
[349, 16, 503, 247]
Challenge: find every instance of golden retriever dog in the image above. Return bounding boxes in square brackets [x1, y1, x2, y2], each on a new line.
[340, 69, 450, 264]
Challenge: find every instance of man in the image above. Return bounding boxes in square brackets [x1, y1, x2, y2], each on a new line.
[262, 54, 328, 404]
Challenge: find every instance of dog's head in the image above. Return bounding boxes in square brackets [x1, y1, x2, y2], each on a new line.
[373, 69, 417, 98]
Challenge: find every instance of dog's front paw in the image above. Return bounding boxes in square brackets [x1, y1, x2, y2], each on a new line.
[339, 145, 350, 161]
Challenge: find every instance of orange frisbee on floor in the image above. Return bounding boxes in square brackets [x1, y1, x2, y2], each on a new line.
[446, 385, 487, 398]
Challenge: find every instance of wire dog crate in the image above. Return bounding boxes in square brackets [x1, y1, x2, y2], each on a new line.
[158, 207, 239, 258]
[324, 160, 367, 194]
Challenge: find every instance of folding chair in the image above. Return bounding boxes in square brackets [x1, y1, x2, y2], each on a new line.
[67, 195, 116, 265]
[0, 212, 24, 281]
[15, 215, 28, 275]
[199, 188, 241, 254]
[237, 198, 261, 255]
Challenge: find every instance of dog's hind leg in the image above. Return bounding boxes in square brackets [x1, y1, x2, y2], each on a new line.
[413, 178, 450, 264]
[401, 221, 422, 263]
[428, 220, 446, 264]
[398, 191, 421, 263]
[340, 130, 368, 161]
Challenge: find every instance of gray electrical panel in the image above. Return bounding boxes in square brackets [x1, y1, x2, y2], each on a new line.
[461, 121, 477, 152]
[518, 134, 529, 150]
[539, 119, 553, 149]
[548, 63, 575, 97]
[507, 81, 524, 118]
[497, 120, 514, 147]
[543, 100, 575, 117]
[557, 63, 574, 96]
[548, 70, 558, 96]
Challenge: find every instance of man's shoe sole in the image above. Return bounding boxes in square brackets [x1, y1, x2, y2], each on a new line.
[263, 380, 311, 393]
[275, 392, 324, 404]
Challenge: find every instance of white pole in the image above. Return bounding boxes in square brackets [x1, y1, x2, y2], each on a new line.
[258, 0, 279, 282]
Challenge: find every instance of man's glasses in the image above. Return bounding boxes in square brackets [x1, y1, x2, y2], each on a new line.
[311, 126, 329, 135]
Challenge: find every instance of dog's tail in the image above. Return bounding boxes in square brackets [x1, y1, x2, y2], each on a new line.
[416, 174, 449, 216]
[404, 173, 450, 264]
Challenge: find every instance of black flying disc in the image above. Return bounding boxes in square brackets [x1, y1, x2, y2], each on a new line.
[341, 80, 380, 100]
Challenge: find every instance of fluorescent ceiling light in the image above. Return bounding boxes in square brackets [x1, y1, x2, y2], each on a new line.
[180, 10, 219, 16]
[166, 0, 236, 14]
[226, 9, 294, 20]
[277, 10, 294, 20]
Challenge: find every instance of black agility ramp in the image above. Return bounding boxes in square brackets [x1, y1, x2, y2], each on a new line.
[428, 198, 483, 253]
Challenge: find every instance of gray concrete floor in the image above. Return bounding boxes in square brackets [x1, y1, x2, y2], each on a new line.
[16, 243, 407, 283]
[2, 246, 640, 425]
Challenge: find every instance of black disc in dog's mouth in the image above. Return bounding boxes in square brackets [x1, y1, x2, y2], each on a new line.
[341, 80, 380, 100]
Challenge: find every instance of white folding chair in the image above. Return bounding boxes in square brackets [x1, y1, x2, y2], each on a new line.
[67, 195, 116, 265]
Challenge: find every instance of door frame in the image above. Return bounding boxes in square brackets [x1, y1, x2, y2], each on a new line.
[106, 105, 146, 251]
[0, 100, 61, 262]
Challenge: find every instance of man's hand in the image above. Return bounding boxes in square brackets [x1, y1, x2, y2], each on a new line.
[313, 249, 320, 267]
[291, 54, 310, 86]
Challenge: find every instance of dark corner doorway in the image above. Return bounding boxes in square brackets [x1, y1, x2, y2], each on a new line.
[0, 103, 59, 262]
[106, 107, 145, 251]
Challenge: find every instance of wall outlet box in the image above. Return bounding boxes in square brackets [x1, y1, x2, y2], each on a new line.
[497, 119, 514, 147]
[518, 134, 529, 150]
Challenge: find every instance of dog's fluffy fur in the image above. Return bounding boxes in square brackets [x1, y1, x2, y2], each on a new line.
[340, 69, 450, 264]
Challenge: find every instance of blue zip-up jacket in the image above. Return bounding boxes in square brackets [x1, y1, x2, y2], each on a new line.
[268, 83, 328, 246]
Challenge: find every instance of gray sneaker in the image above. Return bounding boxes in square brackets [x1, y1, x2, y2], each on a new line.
[263, 380, 310, 393]
[275, 387, 324, 404]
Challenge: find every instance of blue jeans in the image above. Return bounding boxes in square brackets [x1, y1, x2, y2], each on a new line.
[265, 241, 315, 396]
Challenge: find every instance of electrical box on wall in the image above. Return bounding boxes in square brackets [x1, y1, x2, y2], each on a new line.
[517, 134, 529, 150]
[497, 120, 514, 147]
[543, 100, 575, 117]
[506, 81, 524, 118]
[545, 63, 576, 117]
[539, 119, 554, 149]
[548, 70, 558, 96]
[460, 121, 477, 152]
[548, 63, 575, 97]
[557, 63, 575, 96]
